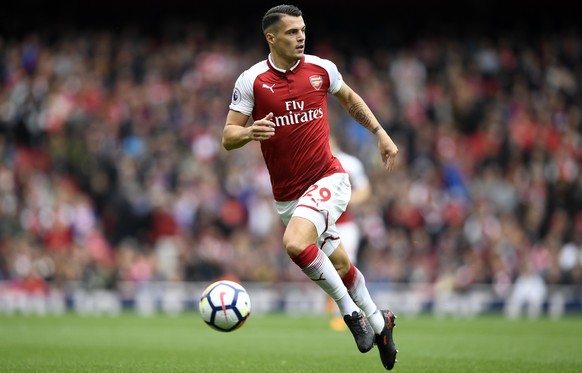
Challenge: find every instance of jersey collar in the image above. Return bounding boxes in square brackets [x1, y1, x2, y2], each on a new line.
[267, 54, 304, 74]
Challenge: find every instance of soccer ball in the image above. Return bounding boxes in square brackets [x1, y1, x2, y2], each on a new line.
[198, 280, 251, 332]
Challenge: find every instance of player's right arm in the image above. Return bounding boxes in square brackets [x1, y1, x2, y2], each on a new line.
[222, 111, 275, 151]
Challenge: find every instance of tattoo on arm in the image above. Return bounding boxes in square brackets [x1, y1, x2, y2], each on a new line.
[348, 102, 375, 131]
[372, 125, 381, 134]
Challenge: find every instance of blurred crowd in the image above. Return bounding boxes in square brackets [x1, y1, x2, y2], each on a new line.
[0, 24, 581, 304]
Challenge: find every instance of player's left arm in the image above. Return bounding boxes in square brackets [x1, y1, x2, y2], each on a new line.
[333, 82, 399, 172]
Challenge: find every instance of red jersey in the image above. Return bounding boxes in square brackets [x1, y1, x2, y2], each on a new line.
[229, 54, 345, 201]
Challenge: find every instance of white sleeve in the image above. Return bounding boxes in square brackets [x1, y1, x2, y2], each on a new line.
[326, 61, 343, 94]
[229, 70, 255, 116]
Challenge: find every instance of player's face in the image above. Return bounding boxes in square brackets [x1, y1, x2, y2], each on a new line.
[272, 16, 306, 65]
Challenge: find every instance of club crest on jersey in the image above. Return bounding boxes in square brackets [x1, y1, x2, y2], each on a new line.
[309, 75, 323, 90]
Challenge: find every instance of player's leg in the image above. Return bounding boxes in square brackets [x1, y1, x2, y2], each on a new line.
[276, 173, 374, 353]
[327, 221, 360, 330]
[283, 216, 374, 353]
[283, 216, 358, 316]
[328, 243, 398, 370]
[328, 244, 383, 330]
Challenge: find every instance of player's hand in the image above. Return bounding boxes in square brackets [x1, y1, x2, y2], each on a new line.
[379, 136, 398, 172]
[249, 112, 275, 141]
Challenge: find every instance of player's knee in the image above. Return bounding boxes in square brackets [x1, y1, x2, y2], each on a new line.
[282, 235, 309, 257]
[283, 241, 306, 257]
[336, 262, 351, 277]
[333, 257, 351, 277]
[329, 244, 352, 276]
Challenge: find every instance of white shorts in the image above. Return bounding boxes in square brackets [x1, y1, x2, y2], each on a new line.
[275, 172, 351, 257]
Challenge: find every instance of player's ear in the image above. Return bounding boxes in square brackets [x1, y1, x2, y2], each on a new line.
[265, 32, 275, 45]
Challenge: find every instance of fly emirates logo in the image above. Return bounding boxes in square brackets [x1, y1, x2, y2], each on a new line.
[273, 100, 323, 127]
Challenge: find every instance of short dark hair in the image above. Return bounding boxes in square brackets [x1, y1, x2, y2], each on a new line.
[262, 4, 302, 34]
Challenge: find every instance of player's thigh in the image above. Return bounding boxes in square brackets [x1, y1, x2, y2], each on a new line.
[283, 216, 319, 256]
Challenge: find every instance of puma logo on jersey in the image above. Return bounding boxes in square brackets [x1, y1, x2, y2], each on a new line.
[262, 83, 275, 93]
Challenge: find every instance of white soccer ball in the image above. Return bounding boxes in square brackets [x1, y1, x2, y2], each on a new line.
[198, 280, 251, 332]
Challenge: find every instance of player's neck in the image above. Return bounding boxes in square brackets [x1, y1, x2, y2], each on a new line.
[269, 53, 300, 72]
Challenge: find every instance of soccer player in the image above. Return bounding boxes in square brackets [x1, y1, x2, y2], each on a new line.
[221, 4, 398, 370]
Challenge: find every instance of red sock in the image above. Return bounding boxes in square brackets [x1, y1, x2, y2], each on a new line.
[342, 263, 357, 288]
[290, 244, 353, 313]
[290, 244, 319, 268]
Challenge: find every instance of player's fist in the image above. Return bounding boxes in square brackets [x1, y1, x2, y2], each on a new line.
[249, 112, 275, 141]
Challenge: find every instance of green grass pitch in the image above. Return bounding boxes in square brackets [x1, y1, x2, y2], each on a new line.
[1, 312, 581, 372]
